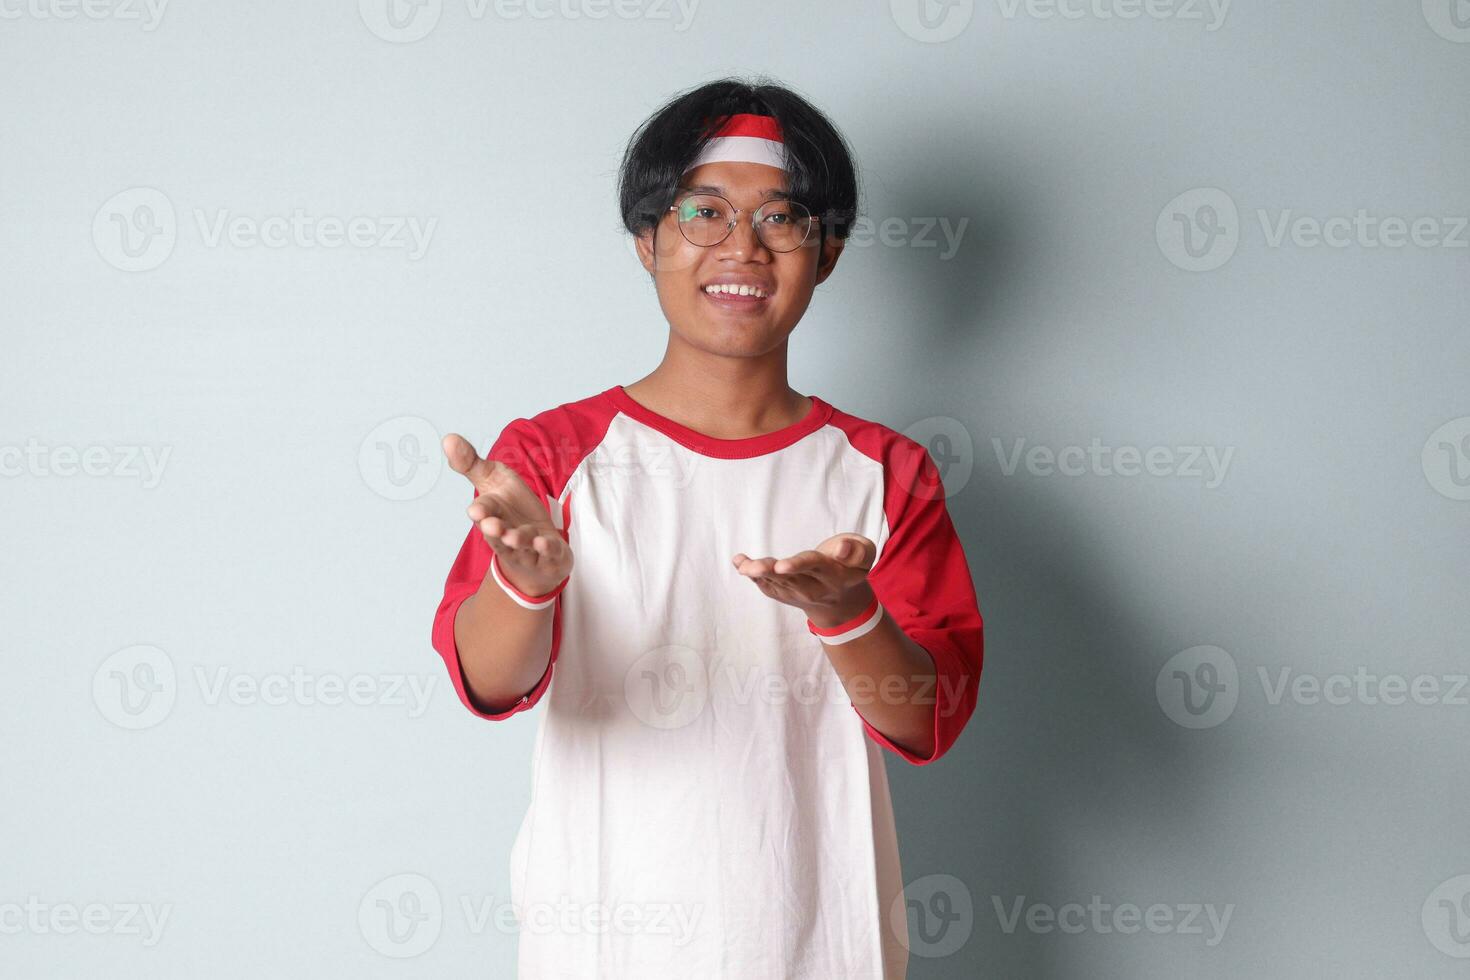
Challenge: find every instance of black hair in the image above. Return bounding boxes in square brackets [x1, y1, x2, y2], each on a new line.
[617, 76, 860, 242]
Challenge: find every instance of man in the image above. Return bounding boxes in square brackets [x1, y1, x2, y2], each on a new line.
[432, 77, 984, 979]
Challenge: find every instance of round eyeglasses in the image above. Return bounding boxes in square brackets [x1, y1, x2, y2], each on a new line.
[666, 194, 817, 253]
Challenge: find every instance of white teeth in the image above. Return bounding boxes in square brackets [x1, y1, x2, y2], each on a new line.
[704, 283, 767, 298]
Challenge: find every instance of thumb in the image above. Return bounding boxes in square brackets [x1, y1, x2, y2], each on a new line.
[823, 533, 876, 571]
[442, 433, 496, 493]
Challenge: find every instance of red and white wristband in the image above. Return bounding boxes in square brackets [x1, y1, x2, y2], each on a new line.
[488, 550, 568, 611]
[807, 595, 883, 645]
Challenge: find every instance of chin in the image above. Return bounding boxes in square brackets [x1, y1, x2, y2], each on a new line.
[680, 322, 787, 357]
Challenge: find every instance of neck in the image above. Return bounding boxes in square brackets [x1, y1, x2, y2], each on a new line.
[623, 338, 810, 440]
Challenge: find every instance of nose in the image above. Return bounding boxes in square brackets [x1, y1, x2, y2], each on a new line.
[714, 210, 770, 262]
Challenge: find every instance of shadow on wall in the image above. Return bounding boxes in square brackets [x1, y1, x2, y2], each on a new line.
[858, 134, 1207, 980]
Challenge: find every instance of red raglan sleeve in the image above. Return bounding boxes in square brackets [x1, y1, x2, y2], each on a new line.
[859, 437, 985, 765]
[431, 417, 563, 721]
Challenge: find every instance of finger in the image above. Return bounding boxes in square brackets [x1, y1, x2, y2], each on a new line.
[502, 523, 565, 557]
[501, 523, 544, 551]
[487, 463, 553, 519]
[532, 533, 570, 563]
[534, 536, 573, 577]
[443, 434, 548, 517]
[747, 575, 781, 599]
[496, 530, 572, 583]
[443, 433, 495, 489]
[478, 516, 513, 554]
[755, 575, 812, 606]
[821, 533, 877, 571]
[772, 550, 828, 576]
[767, 569, 826, 591]
[748, 568, 786, 589]
[467, 495, 508, 523]
[733, 555, 776, 578]
[731, 553, 750, 573]
[785, 562, 849, 595]
[769, 553, 852, 597]
[443, 433, 514, 498]
[764, 571, 824, 601]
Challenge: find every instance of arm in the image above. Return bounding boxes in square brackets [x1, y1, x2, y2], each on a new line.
[432, 427, 573, 720]
[843, 443, 983, 764]
[452, 555, 559, 714]
[807, 579, 942, 760]
[732, 441, 984, 764]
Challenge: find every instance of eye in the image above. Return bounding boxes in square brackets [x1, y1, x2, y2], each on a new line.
[678, 199, 727, 222]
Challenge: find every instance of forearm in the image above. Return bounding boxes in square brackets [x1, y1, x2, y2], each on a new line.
[811, 584, 939, 760]
[453, 575, 556, 714]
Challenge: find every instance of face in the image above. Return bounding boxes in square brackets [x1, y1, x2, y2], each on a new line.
[634, 160, 844, 359]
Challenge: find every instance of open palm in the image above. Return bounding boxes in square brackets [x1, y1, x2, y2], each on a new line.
[731, 533, 876, 614]
[443, 433, 573, 596]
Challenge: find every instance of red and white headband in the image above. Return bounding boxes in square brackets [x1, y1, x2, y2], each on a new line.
[685, 113, 787, 172]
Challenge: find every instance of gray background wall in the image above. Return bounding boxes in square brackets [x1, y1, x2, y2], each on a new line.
[3, 1, 1467, 977]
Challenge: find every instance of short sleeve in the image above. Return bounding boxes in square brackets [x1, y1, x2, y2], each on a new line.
[431, 417, 565, 721]
[860, 441, 985, 765]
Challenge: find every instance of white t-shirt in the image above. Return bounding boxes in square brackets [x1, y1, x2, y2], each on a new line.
[432, 385, 984, 979]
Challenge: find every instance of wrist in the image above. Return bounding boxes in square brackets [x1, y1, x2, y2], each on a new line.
[488, 551, 568, 611]
[807, 586, 883, 645]
[806, 582, 876, 629]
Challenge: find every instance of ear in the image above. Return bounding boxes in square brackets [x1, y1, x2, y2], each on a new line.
[813, 233, 845, 286]
[634, 227, 658, 277]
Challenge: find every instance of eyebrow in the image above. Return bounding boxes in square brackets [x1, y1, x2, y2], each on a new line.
[677, 184, 794, 201]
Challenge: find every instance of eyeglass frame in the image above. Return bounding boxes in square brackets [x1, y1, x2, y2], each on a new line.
[663, 192, 820, 253]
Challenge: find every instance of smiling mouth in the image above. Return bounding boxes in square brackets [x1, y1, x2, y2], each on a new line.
[701, 283, 772, 311]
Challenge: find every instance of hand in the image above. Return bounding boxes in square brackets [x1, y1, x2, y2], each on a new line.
[443, 433, 573, 598]
[731, 533, 878, 627]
